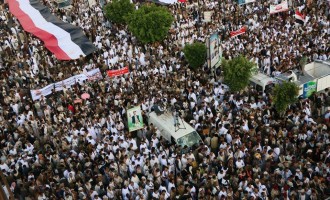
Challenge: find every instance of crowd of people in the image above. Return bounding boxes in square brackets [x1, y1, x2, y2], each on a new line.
[0, 0, 330, 199]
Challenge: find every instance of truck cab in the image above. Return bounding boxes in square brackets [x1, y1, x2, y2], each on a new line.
[249, 72, 277, 93]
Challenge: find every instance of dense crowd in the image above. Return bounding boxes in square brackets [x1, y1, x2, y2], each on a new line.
[0, 0, 330, 199]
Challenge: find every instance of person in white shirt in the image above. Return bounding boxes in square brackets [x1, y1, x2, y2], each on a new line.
[219, 141, 227, 149]
[218, 187, 227, 198]
[151, 135, 159, 148]
[0, 161, 9, 172]
[235, 157, 245, 169]
[219, 124, 228, 135]
[295, 169, 303, 180]
[128, 180, 139, 191]
[188, 91, 197, 102]
[160, 155, 168, 167]
[122, 185, 130, 200]
[167, 179, 175, 193]
[217, 168, 227, 181]
[87, 125, 97, 139]
[181, 154, 188, 169]
[250, 100, 258, 109]
[150, 156, 159, 168]
[24, 143, 34, 155]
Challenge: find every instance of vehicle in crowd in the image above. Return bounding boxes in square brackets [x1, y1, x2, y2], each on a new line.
[249, 71, 277, 93]
[249, 60, 330, 98]
[275, 60, 330, 98]
[148, 111, 202, 148]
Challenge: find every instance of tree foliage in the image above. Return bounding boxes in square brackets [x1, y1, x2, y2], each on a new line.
[126, 4, 173, 44]
[183, 42, 207, 69]
[222, 55, 255, 92]
[104, 0, 134, 24]
[272, 81, 299, 115]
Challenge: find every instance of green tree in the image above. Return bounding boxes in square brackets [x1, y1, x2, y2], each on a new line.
[183, 42, 207, 69]
[104, 0, 134, 24]
[126, 4, 173, 44]
[272, 81, 299, 115]
[222, 55, 255, 92]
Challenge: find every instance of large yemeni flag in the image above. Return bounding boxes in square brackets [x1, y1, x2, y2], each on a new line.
[230, 27, 247, 37]
[295, 10, 305, 25]
[7, 0, 96, 60]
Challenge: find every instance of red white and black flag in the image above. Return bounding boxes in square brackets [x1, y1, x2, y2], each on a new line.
[230, 26, 247, 38]
[7, 0, 96, 60]
[295, 10, 305, 25]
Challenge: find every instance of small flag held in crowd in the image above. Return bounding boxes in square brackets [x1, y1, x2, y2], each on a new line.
[230, 26, 247, 37]
[295, 10, 305, 25]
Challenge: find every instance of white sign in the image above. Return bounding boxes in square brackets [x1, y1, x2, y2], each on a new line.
[270, 1, 289, 14]
[88, 0, 97, 7]
[204, 11, 213, 22]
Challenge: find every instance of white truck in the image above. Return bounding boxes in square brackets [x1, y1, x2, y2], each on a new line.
[148, 111, 202, 148]
[249, 60, 330, 98]
[275, 60, 330, 97]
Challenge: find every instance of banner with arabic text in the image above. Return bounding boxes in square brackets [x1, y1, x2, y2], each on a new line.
[230, 26, 247, 37]
[30, 84, 55, 101]
[30, 68, 103, 101]
[107, 67, 129, 77]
